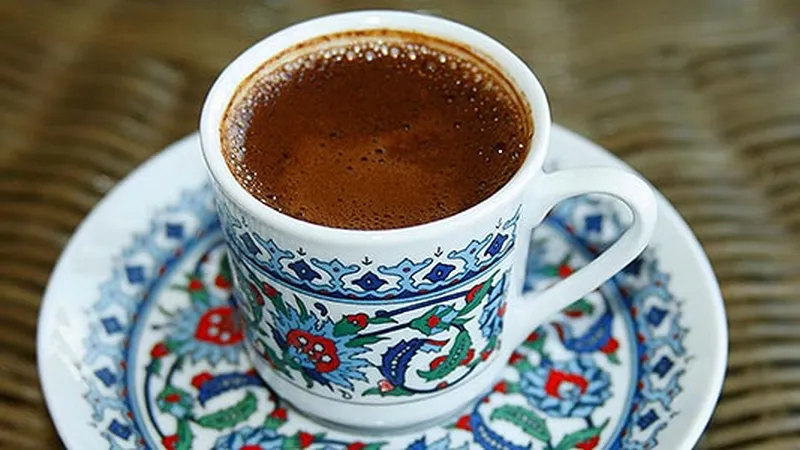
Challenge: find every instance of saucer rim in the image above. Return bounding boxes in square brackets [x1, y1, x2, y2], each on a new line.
[36, 124, 728, 450]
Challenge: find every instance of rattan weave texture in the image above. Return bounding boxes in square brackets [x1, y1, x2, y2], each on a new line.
[1, 1, 799, 448]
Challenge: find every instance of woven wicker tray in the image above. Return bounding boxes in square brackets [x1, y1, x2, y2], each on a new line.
[1, 1, 799, 448]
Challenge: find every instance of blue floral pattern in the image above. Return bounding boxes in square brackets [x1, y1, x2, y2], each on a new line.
[217, 200, 521, 302]
[213, 426, 284, 450]
[478, 274, 506, 340]
[520, 356, 611, 418]
[159, 297, 242, 366]
[268, 301, 370, 390]
[77, 183, 690, 449]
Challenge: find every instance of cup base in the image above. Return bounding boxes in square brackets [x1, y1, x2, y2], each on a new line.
[293, 397, 471, 437]
[243, 338, 507, 434]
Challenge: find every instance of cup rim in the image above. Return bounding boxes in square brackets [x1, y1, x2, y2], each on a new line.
[199, 10, 551, 244]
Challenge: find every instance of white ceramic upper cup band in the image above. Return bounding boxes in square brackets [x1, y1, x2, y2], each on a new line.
[199, 10, 551, 246]
[504, 167, 658, 349]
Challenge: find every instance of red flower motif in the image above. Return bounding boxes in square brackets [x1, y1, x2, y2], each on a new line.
[564, 310, 584, 318]
[437, 381, 448, 389]
[508, 352, 525, 365]
[287, 329, 340, 373]
[297, 431, 315, 448]
[465, 283, 484, 303]
[248, 282, 265, 306]
[430, 355, 448, 370]
[526, 331, 540, 343]
[164, 393, 181, 403]
[270, 408, 288, 421]
[191, 372, 213, 389]
[576, 435, 600, 450]
[493, 381, 508, 393]
[544, 369, 588, 399]
[347, 443, 367, 450]
[162, 434, 178, 450]
[454, 414, 472, 431]
[150, 342, 169, 358]
[214, 274, 231, 289]
[460, 348, 475, 366]
[377, 379, 395, 393]
[262, 282, 277, 298]
[194, 306, 244, 346]
[558, 264, 574, 278]
[345, 313, 369, 329]
[600, 337, 619, 354]
[187, 278, 203, 292]
[427, 315, 441, 329]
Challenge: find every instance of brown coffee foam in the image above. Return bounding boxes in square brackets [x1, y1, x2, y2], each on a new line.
[222, 30, 533, 230]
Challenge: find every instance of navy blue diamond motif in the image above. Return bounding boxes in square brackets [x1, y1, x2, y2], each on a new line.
[108, 419, 131, 440]
[484, 234, 509, 257]
[637, 409, 659, 430]
[165, 222, 184, 239]
[288, 260, 321, 282]
[653, 355, 674, 378]
[424, 263, 456, 283]
[585, 214, 603, 232]
[124, 266, 145, 284]
[94, 368, 117, 387]
[646, 306, 668, 327]
[353, 271, 388, 292]
[101, 317, 122, 334]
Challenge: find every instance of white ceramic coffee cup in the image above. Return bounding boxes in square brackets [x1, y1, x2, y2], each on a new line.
[199, 10, 657, 433]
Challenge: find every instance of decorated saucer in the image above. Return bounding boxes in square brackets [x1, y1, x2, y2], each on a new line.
[37, 125, 727, 449]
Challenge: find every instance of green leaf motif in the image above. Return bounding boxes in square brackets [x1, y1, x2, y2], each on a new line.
[554, 418, 609, 450]
[157, 385, 193, 412]
[416, 331, 472, 381]
[219, 253, 232, 284]
[147, 359, 162, 376]
[362, 443, 387, 450]
[189, 287, 209, 306]
[297, 298, 309, 320]
[607, 352, 621, 365]
[409, 305, 456, 335]
[369, 316, 397, 325]
[269, 291, 286, 315]
[263, 414, 286, 431]
[333, 319, 361, 337]
[565, 298, 594, 316]
[176, 420, 193, 450]
[459, 274, 495, 316]
[282, 432, 325, 450]
[490, 405, 550, 442]
[195, 391, 257, 430]
[347, 335, 386, 348]
[451, 317, 470, 326]
[362, 387, 382, 396]
[522, 331, 547, 353]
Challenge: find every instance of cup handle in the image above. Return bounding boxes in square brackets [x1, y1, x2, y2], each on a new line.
[505, 167, 658, 349]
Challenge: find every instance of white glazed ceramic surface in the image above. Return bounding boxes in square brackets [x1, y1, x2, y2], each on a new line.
[37, 126, 727, 450]
[198, 11, 658, 431]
